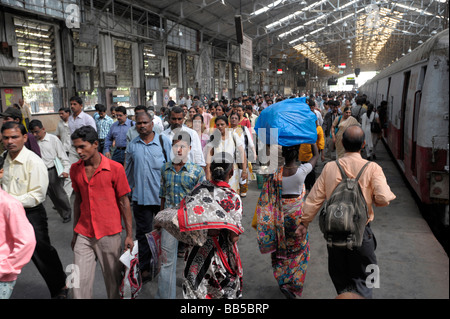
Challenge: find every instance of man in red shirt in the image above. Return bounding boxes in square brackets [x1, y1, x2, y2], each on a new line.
[69, 125, 133, 299]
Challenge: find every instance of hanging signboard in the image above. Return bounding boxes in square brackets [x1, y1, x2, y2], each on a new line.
[240, 34, 253, 71]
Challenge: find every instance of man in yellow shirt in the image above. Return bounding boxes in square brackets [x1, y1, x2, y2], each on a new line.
[298, 122, 325, 191]
[1, 121, 68, 298]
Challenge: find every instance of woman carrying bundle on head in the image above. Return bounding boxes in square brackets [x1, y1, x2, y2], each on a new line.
[254, 142, 319, 299]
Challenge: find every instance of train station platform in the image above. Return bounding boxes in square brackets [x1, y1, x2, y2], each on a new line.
[9, 140, 448, 300]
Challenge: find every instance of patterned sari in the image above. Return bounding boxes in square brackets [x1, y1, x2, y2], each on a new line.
[181, 180, 244, 299]
[255, 167, 310, 298]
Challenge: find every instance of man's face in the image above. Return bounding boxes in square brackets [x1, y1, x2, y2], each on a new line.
[182, 106, 188, 115]
[72, 138, 98, 162]
[70, 100, 83, 115]
[172, 139, 190, 163]
[30, 126, 46, 141]
[116, 112, 127, 124]
[59, 110, 70, 121]
[170, 112, 184, 129]
[2, 127, 27, 157]
[136, 115, 153, 137]
[98, 111, 106, 119]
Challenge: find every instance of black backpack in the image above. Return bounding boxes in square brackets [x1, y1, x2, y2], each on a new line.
[319, 160, 371, 250]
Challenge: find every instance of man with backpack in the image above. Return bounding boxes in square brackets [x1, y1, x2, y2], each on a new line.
[296, 125, 395, 298]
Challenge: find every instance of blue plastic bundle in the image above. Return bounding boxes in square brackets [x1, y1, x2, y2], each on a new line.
[254, 97, 318, 147]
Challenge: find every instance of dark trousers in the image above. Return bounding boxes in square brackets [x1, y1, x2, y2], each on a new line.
[47, 167, 71, 220]
[132, 202, 160, 272]
[327, 224, 378, 298]
[25, 204, 67, 297]
[112, 148, 125, 165]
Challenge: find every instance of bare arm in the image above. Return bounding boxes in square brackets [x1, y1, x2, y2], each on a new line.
[118, 194, 134, 251]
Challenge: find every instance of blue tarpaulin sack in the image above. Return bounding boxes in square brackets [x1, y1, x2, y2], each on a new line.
[254, 97, 318, 147]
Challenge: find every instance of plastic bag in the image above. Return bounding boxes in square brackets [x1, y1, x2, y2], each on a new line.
[255, 97, 318, 147]
[119, 240, 142, 299]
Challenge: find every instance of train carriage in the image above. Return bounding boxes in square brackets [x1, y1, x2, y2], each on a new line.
[360, 29, 449, 228]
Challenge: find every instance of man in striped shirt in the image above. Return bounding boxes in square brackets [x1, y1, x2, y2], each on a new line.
[94, 104, 114, 154]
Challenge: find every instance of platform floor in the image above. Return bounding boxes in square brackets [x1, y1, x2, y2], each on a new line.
[10, 141, 449, 300]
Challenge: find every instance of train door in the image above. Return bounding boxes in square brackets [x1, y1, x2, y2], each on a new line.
[385, 77, 392, 138]
[411, 66, 427, 177]
[399, 71, 411, 161]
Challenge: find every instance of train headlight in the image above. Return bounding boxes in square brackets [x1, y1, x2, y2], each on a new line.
[430, 171, 449, 200]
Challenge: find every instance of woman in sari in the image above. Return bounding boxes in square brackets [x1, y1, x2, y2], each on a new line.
[182, 152, 244, 299]
[205, 115, 247, 193]
[255, 143, 319, 298]
[331, 106, 360, 159]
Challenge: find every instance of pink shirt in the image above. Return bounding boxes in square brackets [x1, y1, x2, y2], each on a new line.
[301, 152, 396, 227]
[0, 189, 36, 282]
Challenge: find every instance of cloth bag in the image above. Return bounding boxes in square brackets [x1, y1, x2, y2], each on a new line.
[154, 207, 208, 246]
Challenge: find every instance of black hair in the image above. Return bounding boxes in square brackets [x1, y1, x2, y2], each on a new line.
[69, 96, 83, 105]
[115, 105, 127, 115]
[28, 119, 43, 130]
[172, 130, 191, 146]
[59, 107, 71, 114]
[135, 105, 147, 112]
[71, 125, 98, 144]
[0, 155, 3, 170]
[192, 113, 204, 122]
[1, 121, 27, 135]
[282, 145, 300, 163]
[135, 111, 153, 121]
[210, 151, 234, 181]
[215, 115, 229, 125]
[95, 104, 107, 113]
[342, 125, 365, 152]
[170, 106, 184, 115]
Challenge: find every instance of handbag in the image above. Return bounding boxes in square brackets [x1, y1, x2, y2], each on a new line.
[371, 119, 381, 133]
[119, 240, 142, 299]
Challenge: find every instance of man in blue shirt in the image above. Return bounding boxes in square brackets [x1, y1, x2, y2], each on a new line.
[156, 130, 205, 299]
[124, 111, 172, 281]
[104, 106, 133, 165]
[94, 104, 114, 154]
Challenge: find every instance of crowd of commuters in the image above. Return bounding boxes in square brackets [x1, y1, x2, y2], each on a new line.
[0, 90, 393, 300]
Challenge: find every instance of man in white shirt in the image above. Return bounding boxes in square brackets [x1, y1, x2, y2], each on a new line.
[161, 106, 206, 168]
[68, 96, 97, 134]
[1, 121, 68, 299]
[29, 119, 72, 223]
[55, 107, 77, 198]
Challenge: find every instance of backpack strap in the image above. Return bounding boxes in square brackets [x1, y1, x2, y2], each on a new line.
[159, 134, 168, 162]
[335, 160, 348, 180]
[355, 161, 371, 182]
[336, 160, 371, 182]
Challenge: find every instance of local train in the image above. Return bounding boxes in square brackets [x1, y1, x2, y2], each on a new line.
[359, 29, 449, 231]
